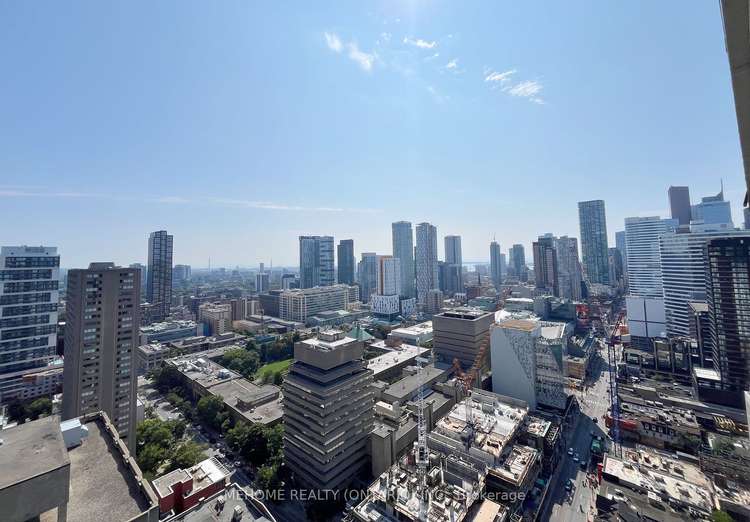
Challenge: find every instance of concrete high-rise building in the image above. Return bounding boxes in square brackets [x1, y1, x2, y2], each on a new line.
[490, 318, 540, 409]
[444, 235, 463, 295]
[357, 252, 378, 303]
[555, 236, 582, 301]
[283, 330, 374, 491]
[415, 223, 439, 304]
[624, 217, 678, 299]
[424, 289, 444, 315]
[299, 236, 334, 289]
[432, 308, 494, 370]
[578, 200, 610, 285]
[532, 235, 558, 296]
[490, 241, 503, 289]
[337, 239, 355, 285]
[608, 247, 624, 288]
[660, 224, 744, 336]
[198, 303, 232, 335]
[509, 244, 527, 282]
[615, 230, 628, 282]
[392, 221, 415, 298]
[230, 298, 248, 322]
[173, 264, 191, 283]
[0, 246, 60, 404]
[668, 186, 692, 226]
[255, 271, 270, 293]
[146, 230, 173, 321]
[62, 263, 140, 450]
[370, 256, 402, 321]
[279, 284, 358, 323]
[691, 187, 733, 226]
[375, 255, 401, 296]
[744, 207, 750, 230]
[706, 236, 750, 404]
[129, 262, 148, 289]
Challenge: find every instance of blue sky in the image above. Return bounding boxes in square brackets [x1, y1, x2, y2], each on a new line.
[0, 1, 744, 268]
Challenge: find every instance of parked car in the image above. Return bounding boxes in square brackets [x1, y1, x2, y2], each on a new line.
[568, 448, 574, 456]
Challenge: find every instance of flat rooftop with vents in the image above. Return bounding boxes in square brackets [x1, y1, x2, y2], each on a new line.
[0, 413, 158, 522]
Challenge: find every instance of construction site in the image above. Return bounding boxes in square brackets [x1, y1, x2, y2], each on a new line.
[350, 387, 541, 522]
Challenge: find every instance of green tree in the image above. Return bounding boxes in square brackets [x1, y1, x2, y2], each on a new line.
[138, 443, 168, 475]
[166, 419, 187, 439]
[151, 364, 184, 393]
[220, 348, 260, 378]
[242, 424, 271, 465]
[197, 395, 226, 429]
[226, 421, 252, 452]
[265, 424, 284, 462]
[272, 371, 283, 385]
[168, 440, 207, 471]
[137, 418, 174, 450]
[7, 400, 27, 424]
[255, 464, 281, 493]
[712, 510, 734, 522]
[27, 397, 52, 420]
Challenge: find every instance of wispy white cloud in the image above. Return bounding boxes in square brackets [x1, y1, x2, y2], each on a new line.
[484, 68, 545, 104]
[210, 198, 379, 213]
[427, 85, 449, 105]
[324, 32, 343, 53]
[0, 188, 380, 213]
[403, 36, 437, 49]
[347, 42, 376, 72]
[507, 80, 542, 98]
[0, 189, 98, 198]
[484, 68, 516, 87]
[324, 32, 376, 72]
[424, 52, 440, 62]
[150, 196, 191, 204]
[445, 59, 458, 70]
[380, 32, 391, 43]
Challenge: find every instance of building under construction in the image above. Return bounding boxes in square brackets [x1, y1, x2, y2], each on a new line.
[350, 389, 541, 521]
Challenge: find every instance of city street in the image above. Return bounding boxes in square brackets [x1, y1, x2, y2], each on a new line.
[540, 342, 612, 521]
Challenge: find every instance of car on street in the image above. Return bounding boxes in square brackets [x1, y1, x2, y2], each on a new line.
[580, 460, 587, 470]
[565, 479, 573, 491]
[573, 456, 579, 463]
[592, 417, 598, 424]
[568, 448, 574, 456]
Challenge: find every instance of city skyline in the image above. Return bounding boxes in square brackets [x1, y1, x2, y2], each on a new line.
[0, 1, 745, 267]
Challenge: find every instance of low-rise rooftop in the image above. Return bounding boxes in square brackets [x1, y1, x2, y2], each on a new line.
[168, 484, 275, 522]
[601, 447, 714, 515]
[367, 344, 430, 379]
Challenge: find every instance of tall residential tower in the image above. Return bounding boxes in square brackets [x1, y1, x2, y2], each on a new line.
[0, 246, 60, 404]
[62, 263, 140, 450]
[146, 230, 173, 321]
[391, 221, 415, 298]
[337, 239, 355, 285]
[299, 236, 334, 288]
[578, 200, 609, 285]
[415, 223, 439, 304]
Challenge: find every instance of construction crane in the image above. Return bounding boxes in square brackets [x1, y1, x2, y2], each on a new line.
[414, 356, 430, 516]
[450, 333, 490, 449]
[606, 311, 624, 457]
